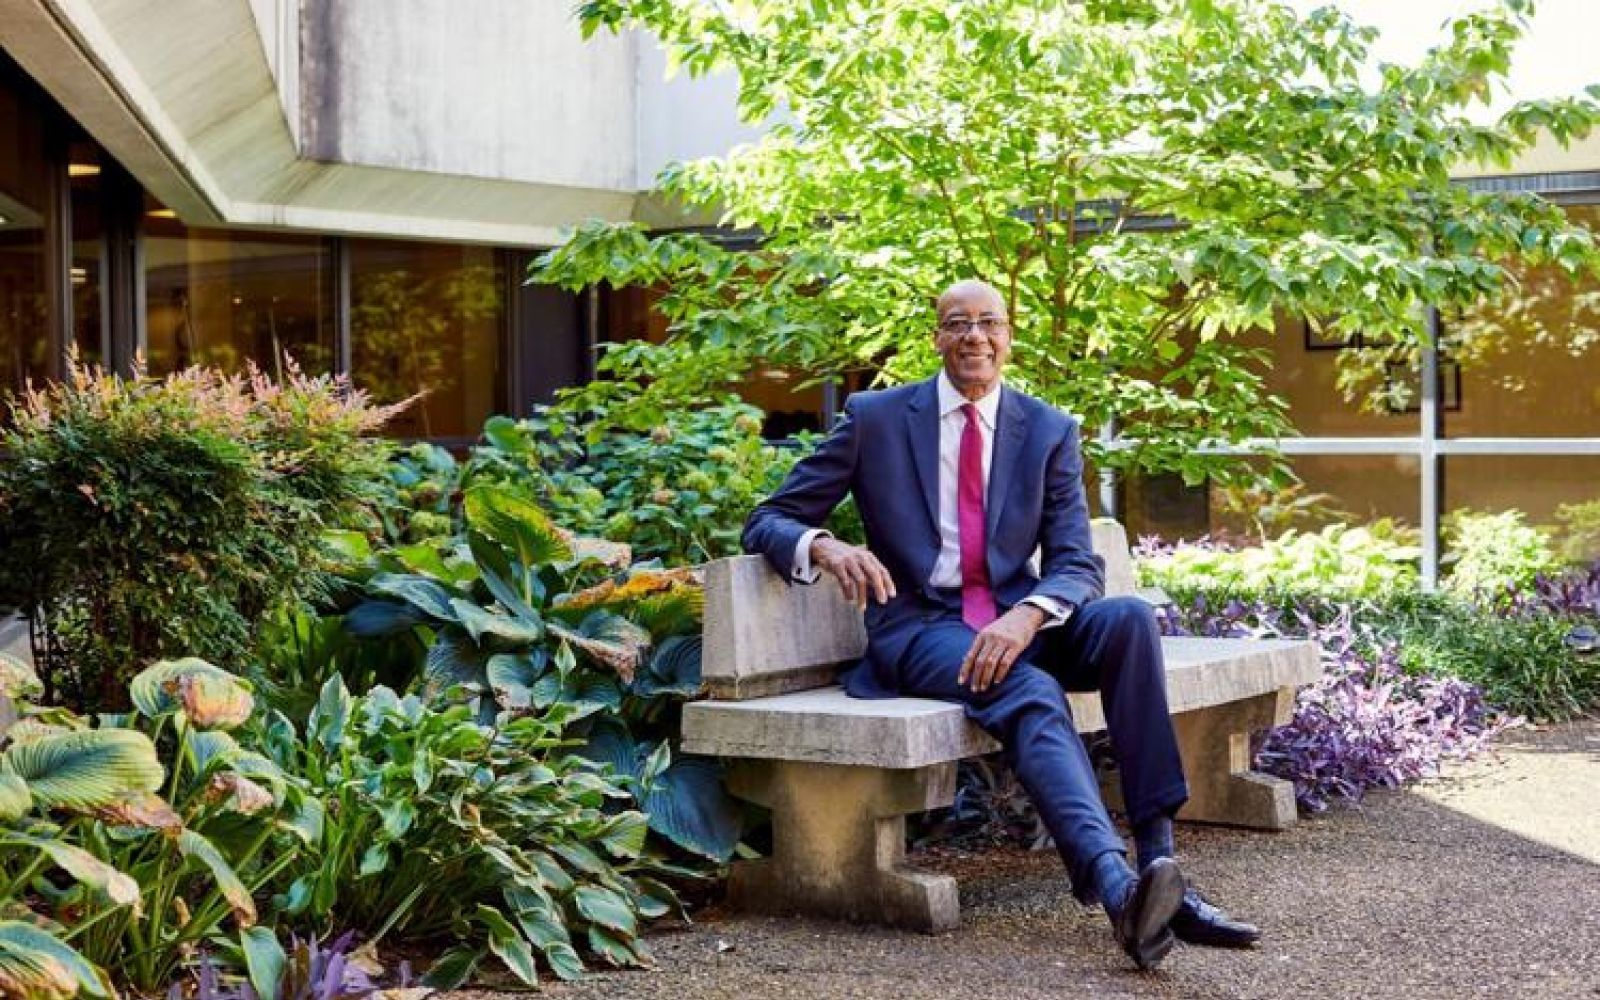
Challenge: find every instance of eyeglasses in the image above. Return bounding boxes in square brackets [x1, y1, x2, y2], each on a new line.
[939, 316, 1009, 335]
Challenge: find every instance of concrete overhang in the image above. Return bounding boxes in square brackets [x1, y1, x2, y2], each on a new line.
[0, 0, 641, 246]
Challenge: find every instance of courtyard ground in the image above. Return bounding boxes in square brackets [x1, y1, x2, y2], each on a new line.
[457, 720, 1600, 1000]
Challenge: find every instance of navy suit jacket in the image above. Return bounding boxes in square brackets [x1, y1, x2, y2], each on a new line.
[742, 376, 1105, 698]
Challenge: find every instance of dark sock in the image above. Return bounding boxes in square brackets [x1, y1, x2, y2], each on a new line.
[1091, 851, 1134, 912]
[1133, 815, 1175, 870]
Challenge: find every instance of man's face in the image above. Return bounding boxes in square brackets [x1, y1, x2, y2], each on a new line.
[934, 286, 1011, 397]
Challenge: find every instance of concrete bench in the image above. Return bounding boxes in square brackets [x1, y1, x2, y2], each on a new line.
[681, 521, 1321, 932]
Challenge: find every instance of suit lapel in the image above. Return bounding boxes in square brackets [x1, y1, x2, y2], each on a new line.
[904, 377, 941, 540]
[987, 387, 1025, 541]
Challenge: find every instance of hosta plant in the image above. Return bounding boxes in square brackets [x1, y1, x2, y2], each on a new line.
[293, 481, 742, 864]
[0, 656, 310, 996]
[260, 676, 691, 987]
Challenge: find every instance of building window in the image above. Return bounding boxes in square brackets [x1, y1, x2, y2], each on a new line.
[143, 203, 336, 378]
[350, 239, 506, 440]
[0, 70, 50, 394]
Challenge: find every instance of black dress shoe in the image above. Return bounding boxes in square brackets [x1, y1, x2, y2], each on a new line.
[1106, 857, 1185, 970]
[1170, 887, 1261, 948]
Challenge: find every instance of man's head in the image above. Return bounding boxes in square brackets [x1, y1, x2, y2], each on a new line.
[934, 279, 1011, 401]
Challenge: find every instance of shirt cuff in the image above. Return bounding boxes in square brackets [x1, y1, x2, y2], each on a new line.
[1021, 595, 1074, 629]
[791, 529, 832, 583]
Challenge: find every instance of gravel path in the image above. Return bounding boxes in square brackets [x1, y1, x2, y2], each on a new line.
[454, 720, 1600, 1000]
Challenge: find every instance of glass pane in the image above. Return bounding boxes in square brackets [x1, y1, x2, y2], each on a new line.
[0, 70, 49, 394]
[1444, 203, 1600, 438]
[1237, 318, 1420, 438]
[601, 283, 832, 437]
[143, 210, 335, 377]
[67, 141, 104, 368]
[1445, 455, 1600, 563]
[351, 239, 506, 439]
[1124, 454, 1420, 541]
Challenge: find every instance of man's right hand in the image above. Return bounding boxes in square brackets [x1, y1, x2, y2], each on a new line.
[810, 536, 897, 610]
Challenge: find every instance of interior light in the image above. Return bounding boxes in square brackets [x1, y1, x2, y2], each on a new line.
[67, 163, 100, 178]
[146, 208, 177, 219]
[0, 213, 9, 226]
[70, 266, 87, 286]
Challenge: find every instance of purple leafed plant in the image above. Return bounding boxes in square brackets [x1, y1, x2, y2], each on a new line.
[168, 932, 411, 1000]
[1157, 594, 1517, 812]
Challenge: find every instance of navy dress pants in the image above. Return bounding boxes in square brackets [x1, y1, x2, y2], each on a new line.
[896, 595, 1190, 900]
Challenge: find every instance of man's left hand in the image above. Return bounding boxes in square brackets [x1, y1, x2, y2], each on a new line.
[959, 604, 1047, 693]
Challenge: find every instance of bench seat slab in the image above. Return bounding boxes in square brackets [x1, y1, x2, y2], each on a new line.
[725, 760, 961, 933]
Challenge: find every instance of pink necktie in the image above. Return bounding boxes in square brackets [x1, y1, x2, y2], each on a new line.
[959, 403, 997, 631]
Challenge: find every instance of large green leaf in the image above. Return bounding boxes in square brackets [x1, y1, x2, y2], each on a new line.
[1, 729, 163, 812]
[0, 773, 32, 821]
[240, 926, 285, 1000]
[0, 834, 140, 913]
[464, 485, 573, 567]
[486, 653, 546, 711]
[424, 628, 490, 695]
[634, 635, 704, 697]
[643, 755, 742, 863]
[451, 598, 544, 647]
[343, 599, 425, 638]
[0, 921, 113, 1000]
[177, 829, 256, 927]
[129, 659, 252, 726]
[367, 573, 459, 622]
[308, 675, 352, 752]
[572, 886, 636, 938]
[476, 905, 538, 986]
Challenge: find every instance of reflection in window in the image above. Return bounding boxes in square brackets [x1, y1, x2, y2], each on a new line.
[68, 141, 104, 368]
[0, 74, 49, 394]
[350, 240, 505, 439]
[144, 207, 335, 378]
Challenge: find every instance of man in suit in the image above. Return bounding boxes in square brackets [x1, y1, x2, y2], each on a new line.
[743, 279, 1259, 969]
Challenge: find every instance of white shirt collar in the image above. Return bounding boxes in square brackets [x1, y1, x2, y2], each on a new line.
[936, 370, 1002, 429]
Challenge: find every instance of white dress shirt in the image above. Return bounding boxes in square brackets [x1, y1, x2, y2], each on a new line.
[792, 371, 1072, 627]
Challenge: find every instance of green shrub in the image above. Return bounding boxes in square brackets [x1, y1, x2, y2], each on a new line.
[0, 361, 399, 713]
[467, 400, 807, 566]
[1376, 591, 1600, 721]
[1137, 522, 1420, 600]
[1553, 499, 1600, 565]
[1442, 509, 1558, 599]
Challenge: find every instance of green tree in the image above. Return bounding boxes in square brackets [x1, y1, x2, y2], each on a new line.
[537, 0, 1600, 483]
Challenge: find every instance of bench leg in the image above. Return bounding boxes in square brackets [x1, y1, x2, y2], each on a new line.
[1172, 688, 1299, 831]
[724, 760, 960, 933]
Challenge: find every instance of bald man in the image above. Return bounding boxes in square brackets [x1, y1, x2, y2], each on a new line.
[743, 279, 1259, 969]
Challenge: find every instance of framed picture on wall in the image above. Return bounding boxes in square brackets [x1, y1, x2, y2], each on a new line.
[1302, 318, 1397, 351]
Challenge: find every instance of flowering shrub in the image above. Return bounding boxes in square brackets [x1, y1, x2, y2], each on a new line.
[0, 359, 403, 712]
